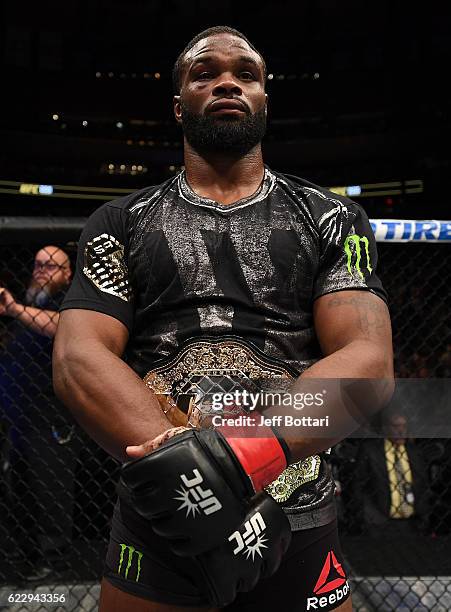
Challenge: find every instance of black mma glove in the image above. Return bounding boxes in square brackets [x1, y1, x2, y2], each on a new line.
[195, 491, 292, 607]
[118, 426, 289, 556]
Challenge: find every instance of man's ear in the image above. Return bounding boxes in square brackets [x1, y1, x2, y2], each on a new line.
[174, 95, 182, 124]
[265, 93, 268, 116]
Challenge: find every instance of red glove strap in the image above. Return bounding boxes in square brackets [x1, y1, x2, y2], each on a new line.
[219, 423, 287, 492]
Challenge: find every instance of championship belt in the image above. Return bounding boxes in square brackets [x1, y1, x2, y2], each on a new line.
[143, 338, 321, 503]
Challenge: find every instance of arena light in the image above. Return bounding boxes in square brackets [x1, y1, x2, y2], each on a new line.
[329, 185, 359, 197]
[17, 183, 54, 195]
[38, 184, 54, 195]
[0, 179, 132, 199]
[329, 181, 422, 198]
[347, 185, 362, 196]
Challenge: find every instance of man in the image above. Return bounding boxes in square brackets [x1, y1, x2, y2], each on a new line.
[0, 245, 71, 336]
[53, 26, 394, 611]
[354, 411, 430, 534]
[0, 245, 77, 579]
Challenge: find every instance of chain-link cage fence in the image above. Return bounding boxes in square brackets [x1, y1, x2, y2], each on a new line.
[0, 219, 118, 610]
[331, 229, 451, 612]
[0, 218, 450, 611]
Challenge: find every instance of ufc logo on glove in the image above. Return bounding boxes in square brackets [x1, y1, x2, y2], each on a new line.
[175, 468, 222, 516]
[228, 511, 268, 560]
[117, 428, 290, 557]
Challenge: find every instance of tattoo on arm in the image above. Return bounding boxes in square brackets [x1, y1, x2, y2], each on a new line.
[326, 294, 389, 338]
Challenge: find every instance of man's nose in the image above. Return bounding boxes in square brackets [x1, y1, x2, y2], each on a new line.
[212, 77, 242, 97]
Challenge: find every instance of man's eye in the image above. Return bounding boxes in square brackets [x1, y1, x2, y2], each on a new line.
[197, 72, 213, 80]
[240, 72, 255, 80]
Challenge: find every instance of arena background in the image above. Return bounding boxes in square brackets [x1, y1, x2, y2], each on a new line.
[0, 2, 450, 610]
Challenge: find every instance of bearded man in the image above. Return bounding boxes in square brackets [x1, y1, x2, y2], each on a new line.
[54, 26, 393, 612]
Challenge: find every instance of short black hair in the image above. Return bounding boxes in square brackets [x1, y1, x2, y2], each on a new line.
[172, 25, 267, 94]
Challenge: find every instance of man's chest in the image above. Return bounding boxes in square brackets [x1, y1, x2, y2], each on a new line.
[129, 202, 319, 309]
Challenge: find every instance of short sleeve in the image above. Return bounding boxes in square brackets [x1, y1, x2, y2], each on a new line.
[313, 201, 387, 303]
[60, 202, 134, 331]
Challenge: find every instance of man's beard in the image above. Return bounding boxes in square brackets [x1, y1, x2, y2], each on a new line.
[180, 102, 267, 156]
[25, 281, 51, 307]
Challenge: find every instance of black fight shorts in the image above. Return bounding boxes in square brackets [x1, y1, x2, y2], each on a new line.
[104, 499, 351, 611]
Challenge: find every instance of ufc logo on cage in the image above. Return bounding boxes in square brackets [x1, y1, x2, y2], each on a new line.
[174, 468, 222, 517]
[228, 511, 268, 561]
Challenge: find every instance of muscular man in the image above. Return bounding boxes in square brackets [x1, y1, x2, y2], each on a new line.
[53, 26, 394, 611]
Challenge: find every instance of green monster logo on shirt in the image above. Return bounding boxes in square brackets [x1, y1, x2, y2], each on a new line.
[344, 234, 373, 279]
[118, 544, 143, 582]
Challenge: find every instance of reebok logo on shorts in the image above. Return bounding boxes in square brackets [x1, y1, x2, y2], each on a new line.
[174, 468, 222, 517]
[306, 550, 350, 609]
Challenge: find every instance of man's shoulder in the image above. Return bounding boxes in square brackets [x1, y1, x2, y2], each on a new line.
[272, 169, 361, 216]
[103, 176, 177, 214]
[357, 438, 384, 457]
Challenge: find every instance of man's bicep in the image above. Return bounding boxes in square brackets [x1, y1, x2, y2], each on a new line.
[56, 309, 129, 356]
[313, 290, 392, 356]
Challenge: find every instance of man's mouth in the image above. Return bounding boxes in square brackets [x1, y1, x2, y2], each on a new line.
[208, 99, 247, 115]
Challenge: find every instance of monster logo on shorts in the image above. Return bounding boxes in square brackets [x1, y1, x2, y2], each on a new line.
[344, 234, 373, 279]
[118, 544, 143, 582]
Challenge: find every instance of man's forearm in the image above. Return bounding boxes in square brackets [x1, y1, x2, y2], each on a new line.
[8, 304, 59, 338]
[263, 339, 394, 462]
[53, 342, 173, 462]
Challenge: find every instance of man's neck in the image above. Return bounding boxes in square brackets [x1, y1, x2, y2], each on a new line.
[183, 143, 265, 205]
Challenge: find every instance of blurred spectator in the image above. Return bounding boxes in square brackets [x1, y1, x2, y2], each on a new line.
[417, 366, 431, 378]
[396, 362, 411, 379]
[0, 245, 81, 580]
[0, 246, 71, 336]
[353, 411, 430, 536]
[426, 438, 451, 535]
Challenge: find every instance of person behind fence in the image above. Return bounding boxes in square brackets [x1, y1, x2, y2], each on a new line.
[353, 411, 430, 534]
[53, 25, 394, 612]
[429, 437, 451, 535]
[0, 245, 80, 579]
